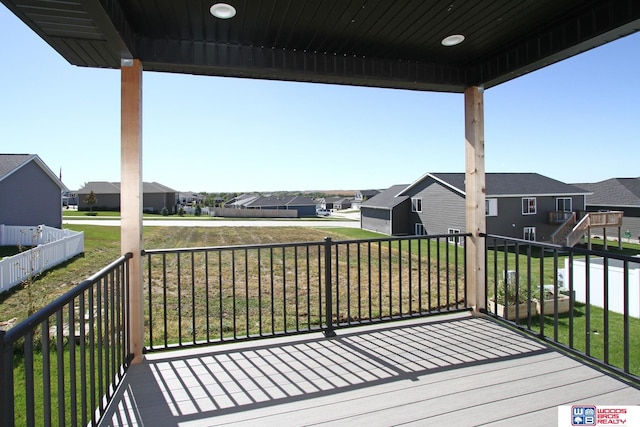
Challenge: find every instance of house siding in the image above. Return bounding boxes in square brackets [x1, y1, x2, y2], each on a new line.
[0, 161, 62, 228]
[78, 193, 120, 211]
[361, 207, 392, 235]
[391, 201, 411, 235]
[487, 195, 586, 242]
[411, 178, 465, 235]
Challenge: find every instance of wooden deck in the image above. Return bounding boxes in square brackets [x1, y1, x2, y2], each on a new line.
[100, 312, 640, 426]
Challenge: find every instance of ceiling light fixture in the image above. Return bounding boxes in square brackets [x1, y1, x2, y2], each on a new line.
[210, 3, 236, 19]
[441, 34, 465, 46]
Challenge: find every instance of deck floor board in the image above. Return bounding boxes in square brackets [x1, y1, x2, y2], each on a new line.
[101, 313, 640, 426]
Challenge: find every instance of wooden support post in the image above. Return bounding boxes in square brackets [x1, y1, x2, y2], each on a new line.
[464, 86, 486, 312]
[121, 59, 144, 363]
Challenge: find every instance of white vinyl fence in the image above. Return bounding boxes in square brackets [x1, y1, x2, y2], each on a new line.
[563, 257, 640, 319]
[0, 225, 84, 293]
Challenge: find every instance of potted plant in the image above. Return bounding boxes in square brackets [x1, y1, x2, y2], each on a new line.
[536, 285, 571, 315]
[488, 279, 538, 320]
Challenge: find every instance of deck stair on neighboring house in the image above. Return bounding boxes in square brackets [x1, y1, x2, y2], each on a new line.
[551, 211, 624, 247]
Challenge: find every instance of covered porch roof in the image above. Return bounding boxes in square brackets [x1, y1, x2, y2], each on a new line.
[2, 0, 639, 93]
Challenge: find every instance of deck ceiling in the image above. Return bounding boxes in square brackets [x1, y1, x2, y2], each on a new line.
[2, 0, 640, 92]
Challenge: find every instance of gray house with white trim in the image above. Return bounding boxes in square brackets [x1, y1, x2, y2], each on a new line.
[0, 154, 67, 228]
[361, 173, 589, 242]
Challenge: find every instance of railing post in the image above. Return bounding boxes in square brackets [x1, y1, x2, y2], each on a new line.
[0, 330, 14, 427]
[323, 237, 336, 337]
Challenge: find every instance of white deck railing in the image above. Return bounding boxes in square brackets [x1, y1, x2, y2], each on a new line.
[0, 225, 84, 293]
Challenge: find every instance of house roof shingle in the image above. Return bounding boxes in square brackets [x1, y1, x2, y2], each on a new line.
[78, 181, 177, 194]
[0, 153, 67, 191]
[404, 173, 589, 197]
[361, 185, 410, 210]
[573, 178, 640, 207]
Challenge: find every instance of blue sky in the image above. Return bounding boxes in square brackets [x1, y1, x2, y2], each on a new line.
[1, 4, 639, 193]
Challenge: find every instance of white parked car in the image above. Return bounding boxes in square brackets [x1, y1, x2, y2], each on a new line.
[316, 209, 331, 217]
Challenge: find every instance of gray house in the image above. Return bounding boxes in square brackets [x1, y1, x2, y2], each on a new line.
[0, 154, 67, 228]
[573, 178, 640, 241]
[77, 181, 178, 213]
[352, 189, 381, 209]
[361, 173, 589, 242]
[244, 195, 317, 217]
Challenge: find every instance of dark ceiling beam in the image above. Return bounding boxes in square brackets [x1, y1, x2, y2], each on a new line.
[136, 37, 468, 92]
[467, 0, 640, 89]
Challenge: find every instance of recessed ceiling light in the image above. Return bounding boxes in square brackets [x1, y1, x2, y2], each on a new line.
[441, 34, 465, 47]
[210, 3, 236, 19]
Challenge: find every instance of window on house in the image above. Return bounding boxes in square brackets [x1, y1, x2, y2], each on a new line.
[522, 197, 536, 215]
[411, 198, 422, 212]
[556, 197, 572, 212]
[486, 198, 498, 216]
[524, 227, 536, 241]
[415, 223, 426, 236]
[448, 228, 462, 245]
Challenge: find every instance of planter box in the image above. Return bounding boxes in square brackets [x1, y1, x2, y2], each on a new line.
[537, 293, 571, 315]
[488, 299, 538, 320]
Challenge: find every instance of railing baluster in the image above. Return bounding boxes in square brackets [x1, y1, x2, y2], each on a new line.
[623, 260, 630, 373]
[427, 237, 432, 312]
[205, 251, 210, 343]
[162, 253, 167, 349]
[232, 249, 237, 340]
[56, 310, 65, 427]
[218, 251, 223, 341]
[357, 242, 362, 321]
[346, 243, 350, 324]
[177, 252, 182, 346]
[191, 252, 196, 344]
[246, 249, 250, 337]
[42, 318, 51, 427]
[367, 242, 372, 319]
[294, 246, 300, 332]
[282, 246, 286, 332]
[22, 331, 34, 427]
[323, 237, 335, 337]
[603, 257, 609, 365]
[258, 249, 263, 336]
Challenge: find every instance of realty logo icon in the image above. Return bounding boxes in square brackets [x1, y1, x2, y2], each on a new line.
[572, 405, 596, 426]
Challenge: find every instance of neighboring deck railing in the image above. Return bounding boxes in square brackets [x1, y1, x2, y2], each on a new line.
[0, 253, 132, 427]
[484, 234, 640, 384]
[143, 234, 469, 351]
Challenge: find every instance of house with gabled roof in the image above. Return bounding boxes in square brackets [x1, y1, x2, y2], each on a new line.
[0, 154, 67, 229]
[77, 181, 178, 213]
[573, 178, 640, 240]
[361, 173, 590, 242]
[352, 189, 381, 209]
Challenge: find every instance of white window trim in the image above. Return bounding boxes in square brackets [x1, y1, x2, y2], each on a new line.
[524, 226, 536, 241]
[411, 197, 422, 213]
[556, 197, 572, 212]
[447, 228, 462, 245]
[522, 197, 536, 215]
[415, 223, 426, 236]
[486, 198, 498, 216]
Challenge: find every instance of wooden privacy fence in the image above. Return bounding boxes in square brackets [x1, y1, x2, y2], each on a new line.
[0, 225, 84, 293]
